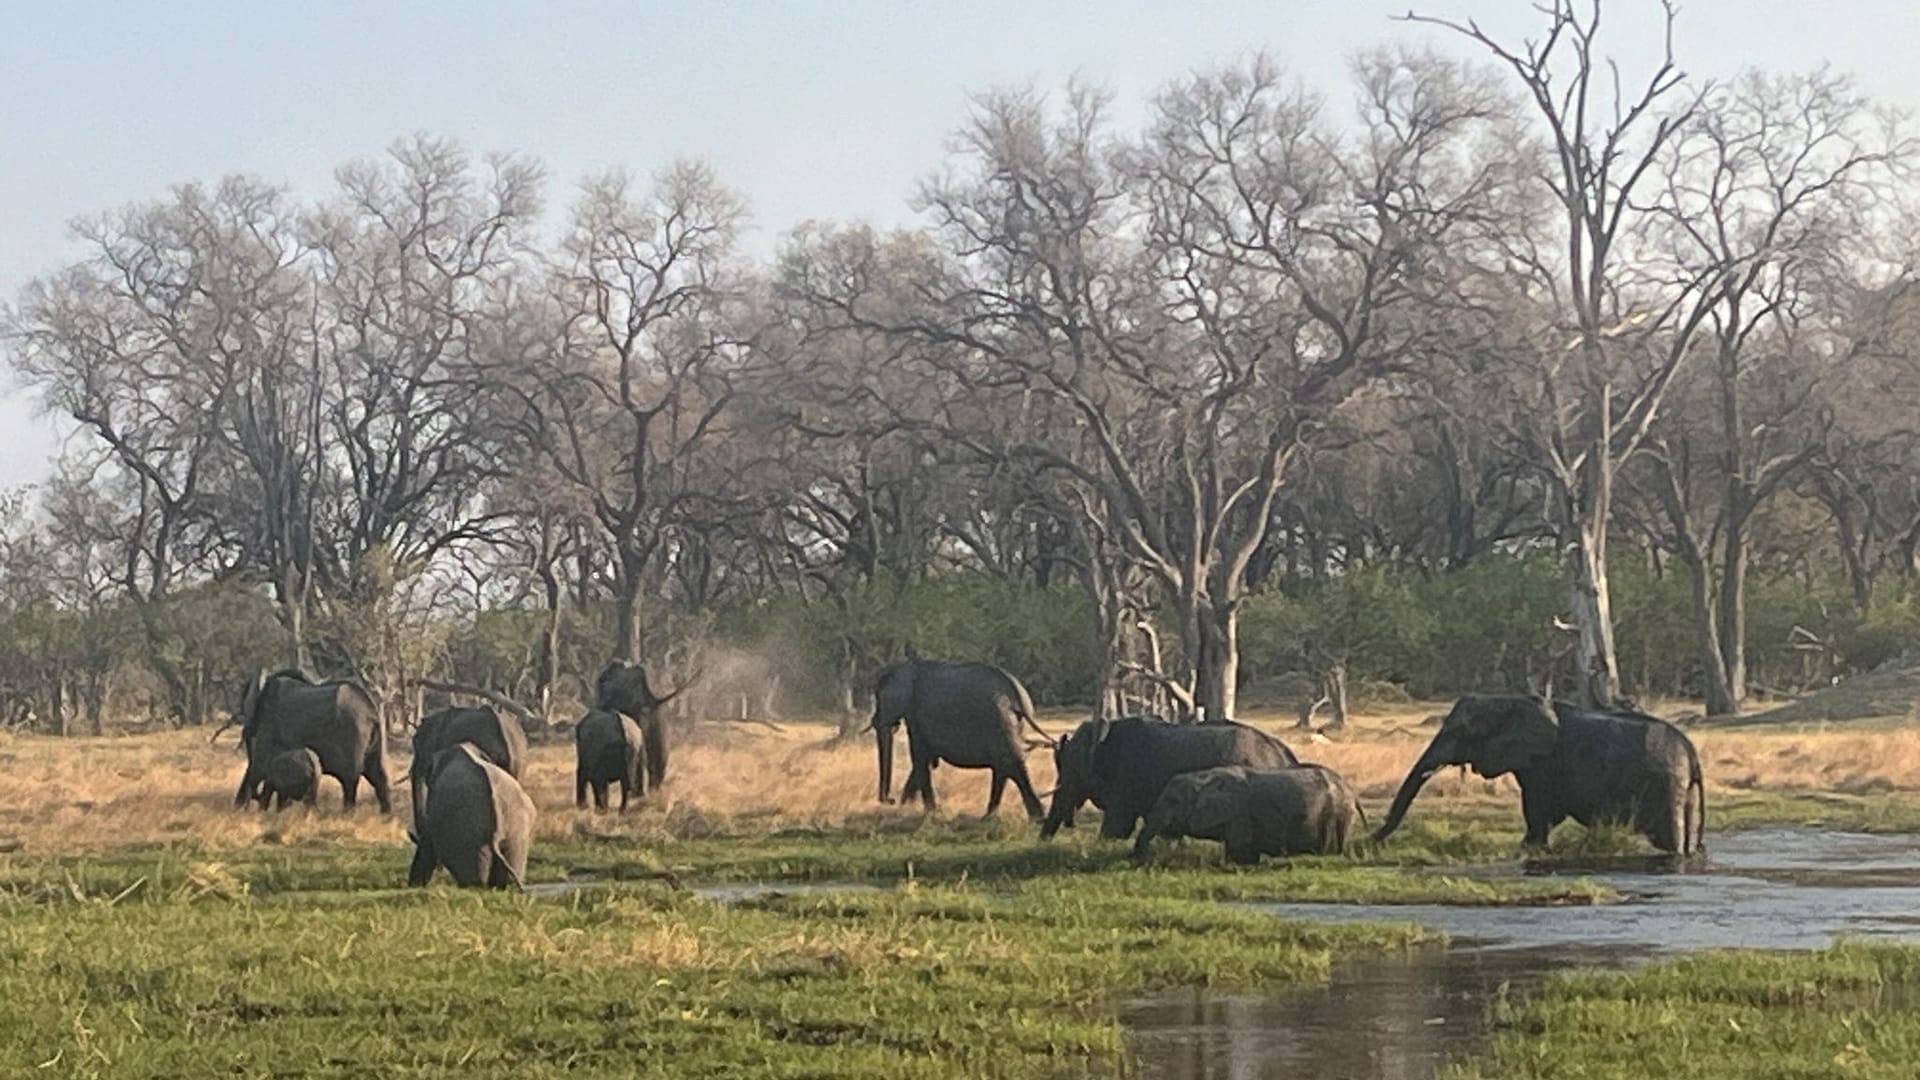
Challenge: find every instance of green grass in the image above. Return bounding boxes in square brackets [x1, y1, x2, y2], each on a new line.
[0, 817, 1620, 1079]
[1445, 942, 1920, 1079]
[8, 790, 1920, 1078]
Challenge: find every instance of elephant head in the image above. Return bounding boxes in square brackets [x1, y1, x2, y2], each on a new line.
[595, 661, 679, 718]
[237, 667, 314, 748]
[1373, 694, 1560, 842]
[1040, 716, 1111, 839]
[870, 661, 917, 803]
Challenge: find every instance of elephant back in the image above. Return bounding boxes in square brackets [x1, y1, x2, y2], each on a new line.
[418, 706, 526, 777]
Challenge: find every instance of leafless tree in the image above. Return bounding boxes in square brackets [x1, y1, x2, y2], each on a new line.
[1407, 0, 1725, 707]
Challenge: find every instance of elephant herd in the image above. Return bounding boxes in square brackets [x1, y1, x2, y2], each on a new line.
[231, 655, 1708, 889]
[871, 659, 1708, 863]
[231, 660, 679, 887]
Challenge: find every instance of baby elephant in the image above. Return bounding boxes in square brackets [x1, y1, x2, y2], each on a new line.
[260, 747, 323, 810]
[1133, 764, 1360, 865]
[574, 709, 649, 811]
[407, 743, 535, 889]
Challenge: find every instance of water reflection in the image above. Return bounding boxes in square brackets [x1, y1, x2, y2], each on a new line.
[1124, 828, 1920, 1079]
[1122, 945, 1642, 1080]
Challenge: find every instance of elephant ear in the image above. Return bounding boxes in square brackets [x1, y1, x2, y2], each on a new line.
[1187, 777, 1241, 836]
[1472, 696, 1559, 779]
[237, 669, 269, 742]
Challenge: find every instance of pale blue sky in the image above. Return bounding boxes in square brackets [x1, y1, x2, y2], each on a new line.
[5, 0, 1918, 487]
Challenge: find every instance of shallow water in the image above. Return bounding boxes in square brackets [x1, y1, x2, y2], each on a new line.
[1261, 828, 1920, 952]
[1121, 944, 1644, 1080]
[1123, 828, 1920, 1080]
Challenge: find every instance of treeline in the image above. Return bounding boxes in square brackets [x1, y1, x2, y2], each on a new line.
[5, 2, 1920, 733]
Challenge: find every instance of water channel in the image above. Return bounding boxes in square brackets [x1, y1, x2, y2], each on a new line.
[1121, 827, 1920, 1079]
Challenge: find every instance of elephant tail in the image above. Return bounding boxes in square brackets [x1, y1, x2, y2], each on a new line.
[494, 843, 526, 890]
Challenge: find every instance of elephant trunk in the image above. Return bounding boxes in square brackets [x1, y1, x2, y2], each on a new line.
[875, 724, 895, 804]
[1039, 784, 1077, 840]
[1373, 738, 1454, 843]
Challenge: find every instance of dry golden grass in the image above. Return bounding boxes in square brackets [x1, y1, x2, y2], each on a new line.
[2, 701, 1917, 855]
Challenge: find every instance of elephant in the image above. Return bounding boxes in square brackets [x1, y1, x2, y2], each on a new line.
[1132, 764, 1361, 865]
[260, 747, 323, 811]
[407, 742, 535, 889]
[410, 705, 528, 830]
[573, 708, 649, 811]
[871, 658, 1051, 820]
[1373, 694, 1706, 855]
[594, 661, 677, 790]
[1040, 715, 1298, 840]
[232, 669, 392, 814]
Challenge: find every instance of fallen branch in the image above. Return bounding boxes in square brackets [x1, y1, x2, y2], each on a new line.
[413, 679, 538, 723]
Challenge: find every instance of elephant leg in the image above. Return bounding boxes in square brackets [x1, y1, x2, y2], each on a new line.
[1687, 782, 1706, 856]
[984, 773, 1006, 818]
[575, 768, 588, 810]
[1130, 825, 1157, 864]
[1007, 762, 1046, 822]
[618, 774, 631, 812]
[1099, 806, 1137, 841]
[1518, 781, 1554, 848]
[1221, 819, 1260, 866]
[407, 841, 436, 887]
[339, 772, 361, 813]
[905, 755, 937, 811]
[234, 761, 264, 810]
[365, 759, 393, 815]
[592, 781, 609, 812]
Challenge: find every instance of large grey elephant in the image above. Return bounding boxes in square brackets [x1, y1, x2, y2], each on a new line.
[574, 708, 648, 811]
[260, 747, 323, 811]
[871, 658, 1050, 819]
[233, 669, 392, 813]
[410, 705, 528, 830]
[1373, 694, 1706, 855]
[407, 743, 535, 889]
[595, 661, 677, 790]
[1040, 715, 1298, 840]
[1133, 764, 1361, 865]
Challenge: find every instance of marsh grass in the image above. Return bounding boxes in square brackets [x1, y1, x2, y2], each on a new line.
[7, 706, 1920, 1076]
[1447, 942, 1920, 1079]
[0, 852, 1446, 1078]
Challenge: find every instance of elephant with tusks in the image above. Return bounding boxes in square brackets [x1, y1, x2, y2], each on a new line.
[1373, 694, 1705, 856]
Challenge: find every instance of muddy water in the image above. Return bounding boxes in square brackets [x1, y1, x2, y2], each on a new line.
[1123, 828, 1920, 1080]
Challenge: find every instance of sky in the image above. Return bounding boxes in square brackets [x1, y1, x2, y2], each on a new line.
[5, 0, 1919, 489]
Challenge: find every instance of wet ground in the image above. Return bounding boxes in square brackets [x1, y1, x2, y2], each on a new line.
[1123, 828, 1920, 1080]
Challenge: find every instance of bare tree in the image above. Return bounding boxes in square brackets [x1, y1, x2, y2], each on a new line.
[1631, 68, 1909, 712]
[518, 163, 752, 663]
[1408, 1, 1724, 707]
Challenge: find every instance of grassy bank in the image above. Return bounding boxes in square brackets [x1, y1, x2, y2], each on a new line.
[0, 819, 1505, 1080]
[1446, 943, 1920, 1079]
[7, 713, 1920, 1077]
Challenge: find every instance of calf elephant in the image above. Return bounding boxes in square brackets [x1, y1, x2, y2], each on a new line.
[407, 743, 535, 889]
[1133, 765, 1360, 865]
[410, 705, 528, 830]
[595, 661, 677, 790]
[1373, 694, 1705, 855]
[1041, 715, 1298, 840]
[233, 669, 392, 814]
[574, 708, 649, 811]
[872, 658, 1050, 820]
[260, 747, 323, 811]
